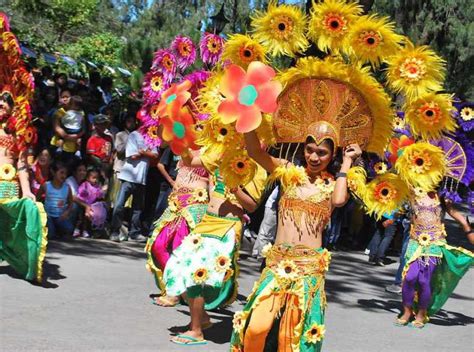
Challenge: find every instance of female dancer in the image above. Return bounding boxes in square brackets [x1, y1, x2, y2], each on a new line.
[145, 149, 210, 307]
[165, 147, 266, 346]
[396, 190, 473, 328]
[229, 129, 360, 351]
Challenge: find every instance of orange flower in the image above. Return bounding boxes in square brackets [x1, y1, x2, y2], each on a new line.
[157, 80, 192, 118]
[373, 181, 397, 204]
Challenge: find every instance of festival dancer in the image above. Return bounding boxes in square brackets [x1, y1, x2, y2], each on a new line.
[145, 149, 210, 307]
[165, 147, 266, 346]
[395, 189, 473, 328]
[0, 13, 47, 283]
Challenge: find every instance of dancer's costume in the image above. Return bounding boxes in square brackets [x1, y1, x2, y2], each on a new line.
[145, 162, 209, 294]
[162, 165, 266, 310]
[0, 13, 47, 282]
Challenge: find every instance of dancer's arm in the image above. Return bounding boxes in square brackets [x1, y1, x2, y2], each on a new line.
[244, 131, 279, 173]
[231, 187, 258, 213]
[332, 144, 361, 207]
[444, 199, 474, 244]
[17, 151, 35, 200]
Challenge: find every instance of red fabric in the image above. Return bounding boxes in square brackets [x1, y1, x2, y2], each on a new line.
[86, 134, 113, 161]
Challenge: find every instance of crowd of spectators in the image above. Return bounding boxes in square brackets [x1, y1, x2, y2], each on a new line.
[28, 66, 175, 243]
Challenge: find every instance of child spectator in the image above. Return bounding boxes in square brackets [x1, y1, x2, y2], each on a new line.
[51, 95, 85, 157]
[65, 161, 87, 227]
[29, 147, 52, 197]
[86, 114, 113, 180]
[37, 162, 74, 239]
[74, 168, 107, 238]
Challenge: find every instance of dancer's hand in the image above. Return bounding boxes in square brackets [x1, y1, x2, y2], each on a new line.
[343, 143, 362, 161]
[22, 190, 36, 201]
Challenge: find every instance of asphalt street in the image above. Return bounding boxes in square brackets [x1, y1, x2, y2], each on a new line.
[1, 216, 473, 352]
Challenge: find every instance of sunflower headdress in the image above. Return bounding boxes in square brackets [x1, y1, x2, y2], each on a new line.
[0, 12, 36, 152]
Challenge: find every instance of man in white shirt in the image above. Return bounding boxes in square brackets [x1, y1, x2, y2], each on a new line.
[110, 130, 158, 242]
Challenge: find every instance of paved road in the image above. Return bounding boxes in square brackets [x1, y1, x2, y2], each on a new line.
[1, 216, 473, 352]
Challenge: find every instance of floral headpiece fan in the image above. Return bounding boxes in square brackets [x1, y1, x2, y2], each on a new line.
[0, 12, 36, 151]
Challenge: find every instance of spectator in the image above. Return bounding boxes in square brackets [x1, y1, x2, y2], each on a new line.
[74, 168, 107, 238]
[58, 89, 71, 108]
[98, 76, 113, 106]
[252, 186, 279, 259]
[86, 114, 114, 181]
[110, 128, 159, 242]
[54, 72, 68, 92]
[367, 212, 398, 266]
[37, 162, 74, 239]
[65, 161, 88, 228]
[29, 147, 52, 197]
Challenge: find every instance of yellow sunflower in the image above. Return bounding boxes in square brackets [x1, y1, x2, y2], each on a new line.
[308, 0, 363, 53]
[256, 113, 276, 146]
[0, 164, 16, 181]
[223, 268, 234, 282]
[192, 267, 209, 284]
[395, 142, 446, 191]
[418, 233, 432, 246]
[222, 34, 267, 69]
[251, 0, 309, 57]
[374, 162, 388, 175]
[460, 107, 473, 121]
[386, 42, 446, 101]
[305, 323, 326, 344]
[196, 69, 224, 117]
[392, 116, 406, 130]
[363, 173, 409, 220]
[276, 259, 299, 281]
[413, 187, 426, 198]
[345, 14, 404, 67]
[184, 233, 203, 250]
[220, 151, 257, 189]
[192, 188, 208, 203]
[232, 311, 249, 332]
[215, 255, 231, 272]
[404, 93, 456, 140]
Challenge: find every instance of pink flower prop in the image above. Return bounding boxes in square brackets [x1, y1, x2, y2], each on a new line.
[139, 121, 162, 149]
[157, 80, 193, 118]
[217, 61, 282, 133]
[183, 70, 211, 99]
[171, 36, 197, 70]
[142, 70, 169, 104]
[152, 49, 177, 83]
[199, 33, 224, 66]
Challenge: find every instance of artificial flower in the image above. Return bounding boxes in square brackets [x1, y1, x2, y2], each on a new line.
[319, 249, 331, 272]
[268, 164, 309, 191]
[373, 181, 398, 204]
[215, 255, 231, 272]
[345, 14, 403, 67]
[251, 1, 309, 57]
[139, 122, 162, 148]
[157, 80, 192, 118]
[197, 118, 240, 148]
[261, 243, 273, 258]
[171, 36, 196, 70]
[276, 259, 299, 281]
[386, 42, 445, 101]
[307, 0, 363, 53]
[182, 70, 211, 101]
[168, 198, 178, 212]
[200, 32, 224, 66]
[460, 107, 473, 122]
[395, 142, 446, 191]
[142, 70, 169, 103]
[220, 151, 257, 189]
[222, 34, 267, 69]
[0, 164, 16, 181]
[386, 134, 415, 165]
[414, 187, 425, 198]
[418, 233, 432, 246]
[192, 188, 208, 203]
[374, 161, 388, 175]
[148, 103, 161, 122]
[232, 311, 249, 332]
[192, 267, 209, 284]
[161, 106, 197, 155]
[217, 61, 282, 133]
[151, 49, 177, 83]
[183, 233, 203, 250]
[305, 323, 326, 344]
[223, 268, 234, 282]
[392, 116, 406, 131]
[404, 93, 456, 140]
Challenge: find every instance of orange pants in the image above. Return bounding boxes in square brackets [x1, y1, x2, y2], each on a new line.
[243, 293, 301, 352]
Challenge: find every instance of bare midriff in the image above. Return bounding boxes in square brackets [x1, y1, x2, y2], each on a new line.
[174, 165, 209, 191]
[207, 195, 244, 220]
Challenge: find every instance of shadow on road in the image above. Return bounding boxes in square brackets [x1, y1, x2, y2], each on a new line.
[0, 259, 65, 289]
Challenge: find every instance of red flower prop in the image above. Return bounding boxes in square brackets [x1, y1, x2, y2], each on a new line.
[161, 107, 197, 155]
[217, 61, 282, 133]
[157, 80, 193, 118]
[387, 134, 415, 165]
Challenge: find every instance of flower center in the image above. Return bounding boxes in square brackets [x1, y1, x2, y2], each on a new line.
[415, 158, 424, 166]
[151, 77, 162, 91]
[400, 58, 426, 82]
[285, 266, 292, 274]
[172, 121, 186, 139]
[219, 128, 228, 136]
[237, 161, 245, 169]
[238, 84, 258, 106]
[381, 188, 389, 196]
[278, 23, 286, 31]
[166, 93, 177, 104]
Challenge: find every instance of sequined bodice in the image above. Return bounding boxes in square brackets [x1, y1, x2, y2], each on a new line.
[410, 195, 446, 241]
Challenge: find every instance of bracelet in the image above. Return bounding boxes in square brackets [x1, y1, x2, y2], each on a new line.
[17, 165, 28, 171]
[335, 172, 347, 179]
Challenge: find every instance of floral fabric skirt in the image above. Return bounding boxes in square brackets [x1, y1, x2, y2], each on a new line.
[163, 212, 242, 310]
[145, 190, 208, 294]
[230, 244, 331, 352]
